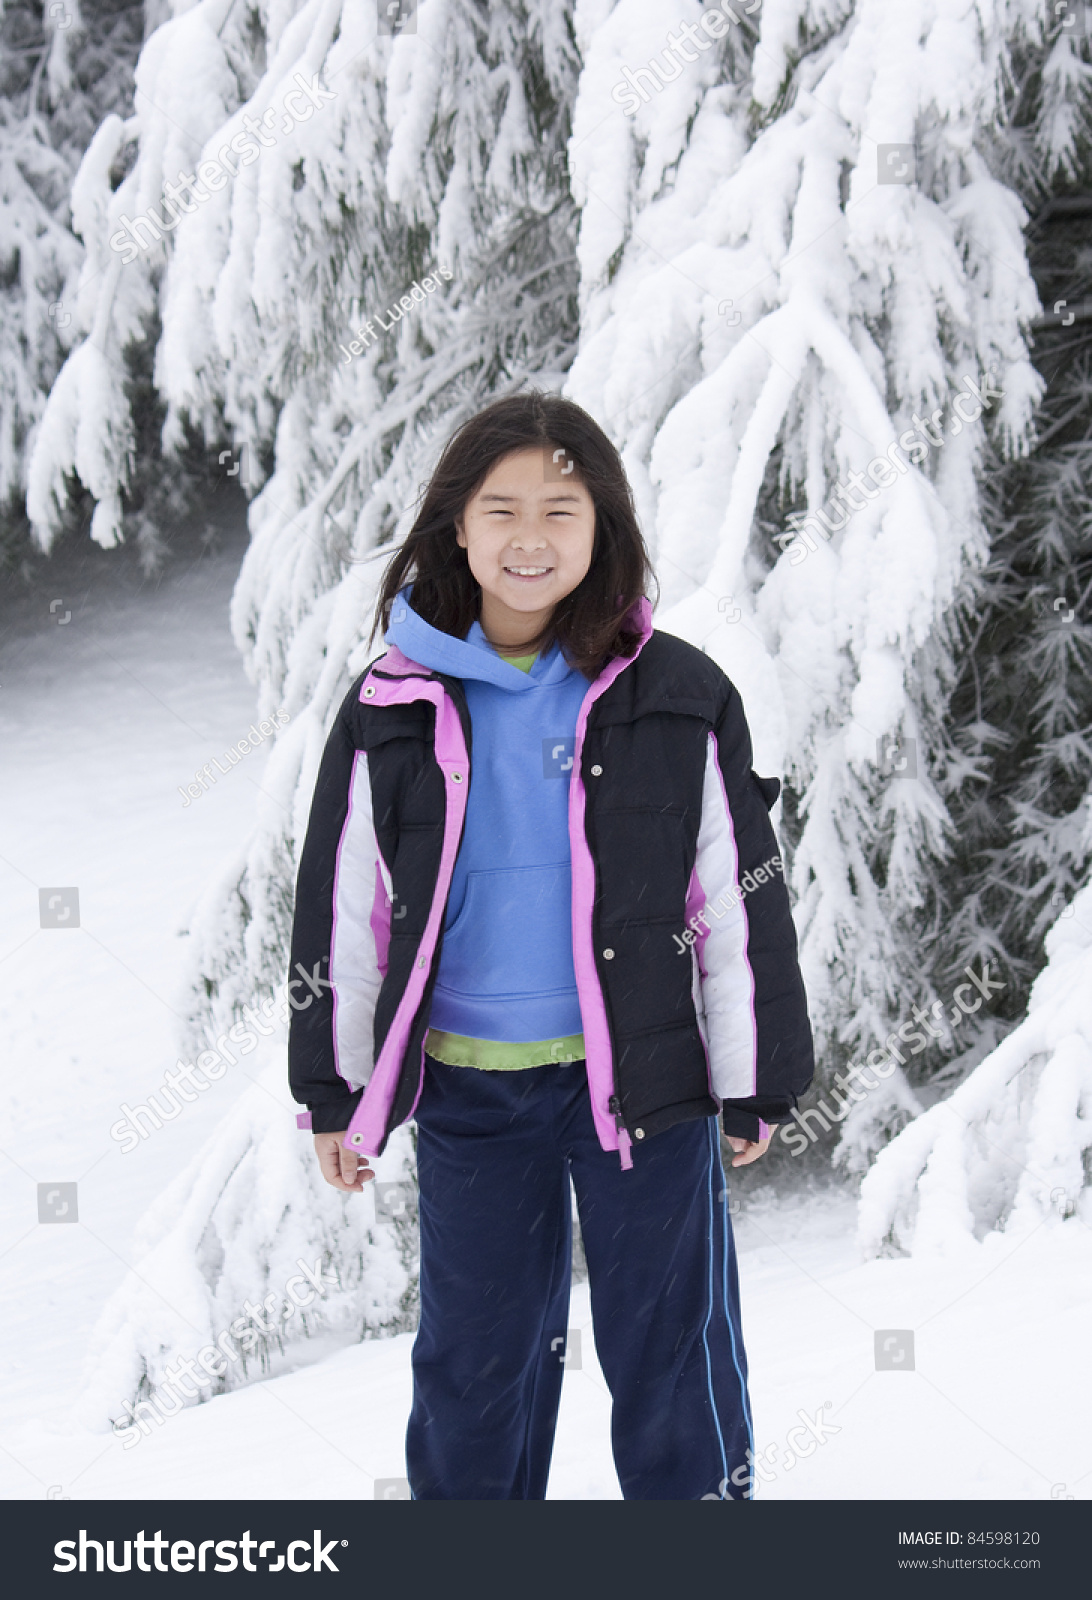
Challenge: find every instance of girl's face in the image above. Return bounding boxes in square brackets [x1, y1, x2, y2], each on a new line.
[455, 445, 596, 648]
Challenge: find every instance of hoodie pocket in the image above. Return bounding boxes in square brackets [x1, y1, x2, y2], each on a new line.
[438, 862, 576, 1000]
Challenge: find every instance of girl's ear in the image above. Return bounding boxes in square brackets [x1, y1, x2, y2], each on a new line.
[454, 513, 466, 549]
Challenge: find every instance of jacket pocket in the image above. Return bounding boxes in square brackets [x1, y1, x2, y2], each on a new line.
[438, 862, 576, 999]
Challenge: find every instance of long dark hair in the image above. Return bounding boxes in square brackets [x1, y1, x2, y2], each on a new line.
[368, 393, 658, 679]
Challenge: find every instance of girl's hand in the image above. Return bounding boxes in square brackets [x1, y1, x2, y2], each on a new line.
[726, 1128, 777, 1168]
[314, 1131, 375, 1193]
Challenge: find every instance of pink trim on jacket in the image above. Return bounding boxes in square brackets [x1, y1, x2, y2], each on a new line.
[686, 864, 710, 978]
[686, 864, 717, 1101]
[371, 860, 392, 979]
[406, 1045, 428, 1126]
[568, 599, 655, 1163]
[343, 668, 470, 1157]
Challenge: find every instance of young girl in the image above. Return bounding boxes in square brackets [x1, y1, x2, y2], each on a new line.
[288, 394, 814, 1500]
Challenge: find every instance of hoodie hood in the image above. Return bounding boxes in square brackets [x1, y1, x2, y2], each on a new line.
[384, 586, 582, 690]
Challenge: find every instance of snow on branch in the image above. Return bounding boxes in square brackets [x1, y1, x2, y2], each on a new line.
[858, 875, 1092, 1259]
[78, 1050, 416, 1436]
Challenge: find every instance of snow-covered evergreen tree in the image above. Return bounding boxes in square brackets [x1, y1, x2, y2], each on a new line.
[856, 16, 1092, 1234]
[0, 0, 142, 557]
[28, 0, 580, 1048]
[178, 0, 581, 1057]
[565, 0, 1058, 1165]
[51, 0, 582, 1415]
[943, 30, 1092, 1022]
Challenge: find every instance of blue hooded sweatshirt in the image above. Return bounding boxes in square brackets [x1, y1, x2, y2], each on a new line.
[385, 589, 590, 1041]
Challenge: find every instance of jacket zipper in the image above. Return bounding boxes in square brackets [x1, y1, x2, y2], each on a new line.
[608, 1095, 633, 1169]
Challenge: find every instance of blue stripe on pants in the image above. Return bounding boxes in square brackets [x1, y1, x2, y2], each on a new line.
[406, 1056, 753, 1500]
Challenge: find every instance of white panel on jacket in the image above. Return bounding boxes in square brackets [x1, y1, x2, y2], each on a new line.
[330, 750, 385, 1092]
[693, 733, 758, 1100]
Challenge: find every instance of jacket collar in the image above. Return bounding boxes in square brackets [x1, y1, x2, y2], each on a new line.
[375, 596, 654, 685]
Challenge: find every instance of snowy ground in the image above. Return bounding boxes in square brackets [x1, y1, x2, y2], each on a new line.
[1, 520, 1089, 1502]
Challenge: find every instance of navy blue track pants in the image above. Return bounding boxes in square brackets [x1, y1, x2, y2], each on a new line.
[406, 1055, 754, 1500]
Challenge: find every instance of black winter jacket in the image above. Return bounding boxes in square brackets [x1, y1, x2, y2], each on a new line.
[287, 597, 814, 1167]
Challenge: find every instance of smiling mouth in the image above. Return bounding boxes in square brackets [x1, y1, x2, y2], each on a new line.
[503, 565, 553, 578]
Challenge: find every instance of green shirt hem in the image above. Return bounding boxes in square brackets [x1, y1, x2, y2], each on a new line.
[424, 1028, 586, 1070]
